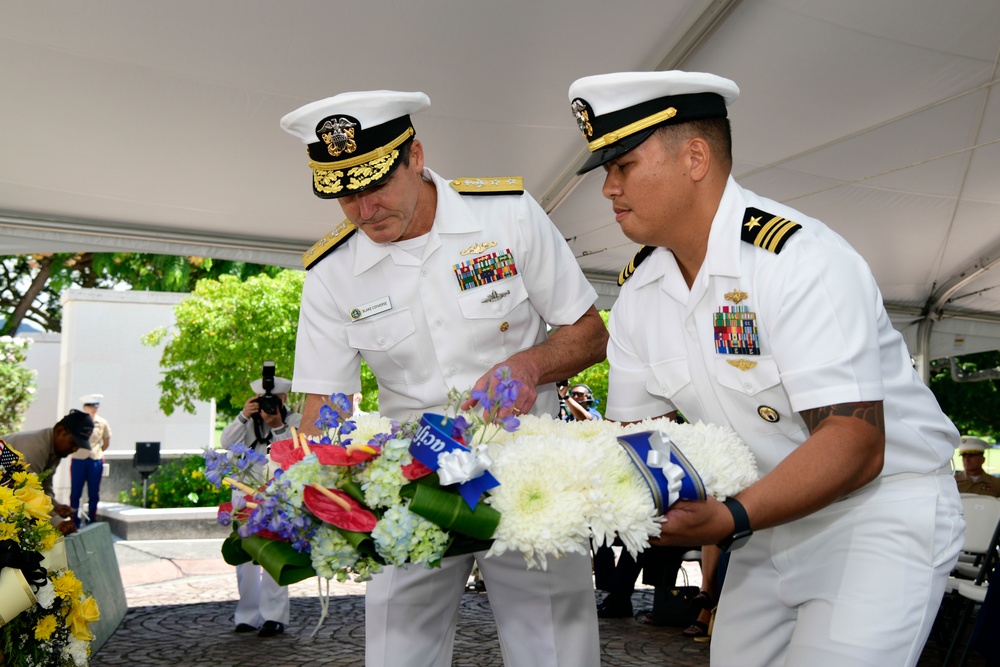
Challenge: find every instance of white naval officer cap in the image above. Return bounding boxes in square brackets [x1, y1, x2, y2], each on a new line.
[567, 71, 740, 174]
[958, 436, 989, 455]
[250, 377, 293, 395]
[280, 90, 431, 199]
[80, 393, 104, 406]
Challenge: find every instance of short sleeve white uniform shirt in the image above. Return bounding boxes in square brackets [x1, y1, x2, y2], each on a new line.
[294, 168, 598, 421]
[606, 177, 958, 476]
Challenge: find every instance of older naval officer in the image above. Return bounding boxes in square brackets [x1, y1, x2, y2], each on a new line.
[281, 90, 605, 667]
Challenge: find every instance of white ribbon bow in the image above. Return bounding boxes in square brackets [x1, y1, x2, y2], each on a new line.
[437, 445, 494, 486]
[646, 449, 686, 508]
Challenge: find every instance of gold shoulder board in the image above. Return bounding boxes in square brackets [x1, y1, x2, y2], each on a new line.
[450, 176, 524, 196]
[741, 207, 801, 254]
[302, 220, 357, 270]
[618, 245, 655, 286]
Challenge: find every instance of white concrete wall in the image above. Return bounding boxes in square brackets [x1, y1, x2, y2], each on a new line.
[15, 331, 61, 431]
[47, 289, 215, 503]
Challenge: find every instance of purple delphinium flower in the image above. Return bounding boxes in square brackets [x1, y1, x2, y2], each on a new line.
[500, 415, 520, 433]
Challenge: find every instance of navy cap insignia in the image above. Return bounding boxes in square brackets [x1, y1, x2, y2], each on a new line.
[757, 406, 780, 423]
[570, 99, 594, 138]
[741, 207, 801, 254]
[317, 116, 358, 157]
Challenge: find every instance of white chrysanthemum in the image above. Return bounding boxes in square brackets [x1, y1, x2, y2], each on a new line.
[35, 578, 56, 608]
[350, 413, 396, 445]
[621, 418, 759, 499]
[63, 635, 90, 666]
[486, 435, 593, 569]
[585, 431, 660, 557]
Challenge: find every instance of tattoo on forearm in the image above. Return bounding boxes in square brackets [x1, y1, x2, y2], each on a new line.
[801, 401, 884, 434]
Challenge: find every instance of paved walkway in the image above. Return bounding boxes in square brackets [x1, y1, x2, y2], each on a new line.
[90, 538, 984, 666]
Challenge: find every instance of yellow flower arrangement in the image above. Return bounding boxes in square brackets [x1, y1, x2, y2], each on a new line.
[34, 614, 58, 641]
[14, 485, 53, 521]
[1, 440, 100, 666]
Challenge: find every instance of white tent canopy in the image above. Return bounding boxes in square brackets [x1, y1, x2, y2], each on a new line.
[2, 0, 999, 372]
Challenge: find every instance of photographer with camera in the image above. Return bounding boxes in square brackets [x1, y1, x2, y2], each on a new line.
[557, 382, 602, 421]
[220, 362, 301, 638]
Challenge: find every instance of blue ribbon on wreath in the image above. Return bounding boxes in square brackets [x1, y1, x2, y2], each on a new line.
[409, 414, 500, 509]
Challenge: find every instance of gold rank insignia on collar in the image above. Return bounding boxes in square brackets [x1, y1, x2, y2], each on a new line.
[450, 177, 524, 196]
[618, 245, 654, 286]
[741, 207, 801, 254]
[302, 219, 357, 270]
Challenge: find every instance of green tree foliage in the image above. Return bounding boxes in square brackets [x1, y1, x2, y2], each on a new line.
[145, 271, 305, 419]
[0, 336, 37, 433]
[564, 310, 610, 416]
[0, 252, 281, 335]
[930, 350, 1000, 440]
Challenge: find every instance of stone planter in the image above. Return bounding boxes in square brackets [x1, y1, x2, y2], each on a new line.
[97, 503, 230, 541]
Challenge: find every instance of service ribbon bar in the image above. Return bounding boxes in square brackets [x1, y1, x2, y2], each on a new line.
[714, 305, 760, 355]
[453, 249, 519, 291]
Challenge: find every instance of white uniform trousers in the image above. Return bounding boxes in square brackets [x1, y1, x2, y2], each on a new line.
[235, 562, 290, 627]
[712, 470, 964, 667]
[365, 549, 600, 667]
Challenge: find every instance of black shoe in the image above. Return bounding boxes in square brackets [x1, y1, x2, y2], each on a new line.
[234, 623, 256, 633]
[597, 597, 634, 618]
[258, 621, 284, 637]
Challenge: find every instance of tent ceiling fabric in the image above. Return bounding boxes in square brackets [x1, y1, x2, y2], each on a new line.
[1, 0, 999, 361]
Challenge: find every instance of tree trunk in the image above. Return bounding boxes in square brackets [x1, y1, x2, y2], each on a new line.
[0, 255, 54, 336]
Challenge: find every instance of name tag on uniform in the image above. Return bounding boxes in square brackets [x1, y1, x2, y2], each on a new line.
[350, 296, 392, 321]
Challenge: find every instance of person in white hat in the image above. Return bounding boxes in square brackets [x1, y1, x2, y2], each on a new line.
[70, 393, 112, 526]
[954, 436, 1000, 496]
[220, 372, 301, 637]
[566, 70, 964, 666]
[282, 90, 605, 667]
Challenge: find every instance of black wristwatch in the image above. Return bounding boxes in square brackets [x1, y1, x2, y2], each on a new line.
[716, 497, 753, 552]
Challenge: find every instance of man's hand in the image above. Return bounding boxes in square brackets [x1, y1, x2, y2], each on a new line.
[53, 503, 74, 519]
[57, 521, 78, 536]
[462, 358, 540, 418]
[647, 497, 735, 548]
[242, 396, 260, 418]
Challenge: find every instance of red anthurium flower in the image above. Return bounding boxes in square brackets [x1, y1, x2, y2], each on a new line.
[269, 438, 302, 469]
[313, 444, 380, 466]
[401, 459, 434, 481]
[303, 486, 378, 532]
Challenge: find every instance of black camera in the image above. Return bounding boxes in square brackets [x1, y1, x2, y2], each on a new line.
[258, 361, 281, 415]
[556, 379, 570, 389]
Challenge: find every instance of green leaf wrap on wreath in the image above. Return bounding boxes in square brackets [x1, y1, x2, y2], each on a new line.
[339, 479, 366, 505]
[221, 529, 253, 566]
[241, 535, 316, 586]
[405, 480, 501, 541]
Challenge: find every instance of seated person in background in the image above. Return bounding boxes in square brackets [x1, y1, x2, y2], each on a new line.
[954, 436, 1000, 497]
[558, 383, 603, 421]
[1, 409, 95, 535]
[221, 374, 302, 638]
